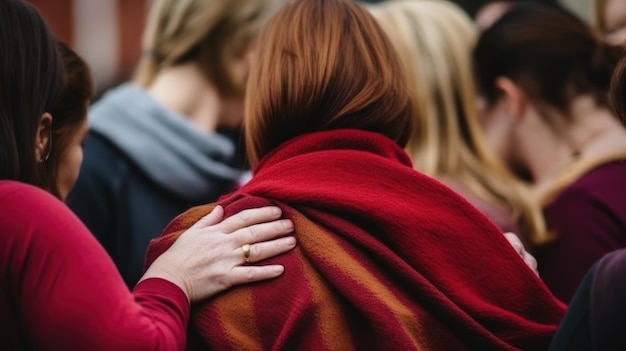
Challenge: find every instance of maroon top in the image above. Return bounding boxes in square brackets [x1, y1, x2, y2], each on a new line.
[536, 161, 626, 303]
[0, 181, 190, 351]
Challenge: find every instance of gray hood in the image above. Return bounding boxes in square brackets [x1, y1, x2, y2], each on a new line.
[89, 84, 242, 202]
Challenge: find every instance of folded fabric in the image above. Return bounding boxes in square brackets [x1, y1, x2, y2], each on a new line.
[147, 129, 566, 350]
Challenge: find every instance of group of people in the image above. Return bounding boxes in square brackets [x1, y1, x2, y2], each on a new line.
[2, 0, 626, 349]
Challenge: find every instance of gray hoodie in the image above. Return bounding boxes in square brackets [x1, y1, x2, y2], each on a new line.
[89, 84, 243, 202]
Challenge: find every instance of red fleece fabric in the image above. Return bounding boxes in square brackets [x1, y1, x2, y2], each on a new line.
[147, 129, 566, 350]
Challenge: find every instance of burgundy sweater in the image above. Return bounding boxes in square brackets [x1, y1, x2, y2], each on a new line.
[536, 161, 626, 303]
[0, 181, 190, 351]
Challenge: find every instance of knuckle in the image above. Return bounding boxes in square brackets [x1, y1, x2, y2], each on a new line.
[248, 225, 261, 241]
[245, 267, 255, 281]
[235, 211, 252, 225]
[252, 243, 262, 258]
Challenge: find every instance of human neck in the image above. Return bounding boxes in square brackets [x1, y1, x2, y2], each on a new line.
[146, 63, 222, 133]
[525, 95, 626, 184]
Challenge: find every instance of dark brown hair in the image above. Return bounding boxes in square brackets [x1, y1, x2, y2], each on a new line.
[0, 0, 64, 186]
[244, 0, 413, 167]
[43, 42, 94, 198]
[474, 4, 623, 114]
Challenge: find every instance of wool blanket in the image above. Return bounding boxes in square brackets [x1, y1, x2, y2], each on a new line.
[146, 129, 566, 350]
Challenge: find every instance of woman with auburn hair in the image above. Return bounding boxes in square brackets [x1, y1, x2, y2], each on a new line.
[147, 0, 565, 349]
[474, 4, 626, 303]
[369, 0, 545, 249]
[0, 0, 296, 349]
[68, 0, 289, 287]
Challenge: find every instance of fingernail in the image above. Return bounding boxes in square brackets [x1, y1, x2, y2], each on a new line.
[283, 220, 294, 230]
[284, 236, 296, 247]
[274, 265, 285, 274]
[271, 207, 282, 216]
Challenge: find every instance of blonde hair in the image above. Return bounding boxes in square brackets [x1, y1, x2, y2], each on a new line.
[134, 0, 286, 97]
[370, 0, 547, 245]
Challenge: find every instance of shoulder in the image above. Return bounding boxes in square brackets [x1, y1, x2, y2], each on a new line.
[569, 161, 626, 192]
[545, 162, 626, 241]
[550, 161, 626, 215]
[0, 181, 90, 247]
[0, 181, 61, 212]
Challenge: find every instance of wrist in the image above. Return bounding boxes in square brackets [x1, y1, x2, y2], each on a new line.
[141, 256, 192, 302]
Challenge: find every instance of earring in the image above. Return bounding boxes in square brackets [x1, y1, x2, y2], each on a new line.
[38, 130, 52, 163]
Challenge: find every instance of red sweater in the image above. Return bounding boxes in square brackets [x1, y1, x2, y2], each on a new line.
[0, 181, 190, 351]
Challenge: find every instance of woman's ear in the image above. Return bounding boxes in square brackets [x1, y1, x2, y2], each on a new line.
[494, 77, 527, 120]
[35, 112, 53, 162]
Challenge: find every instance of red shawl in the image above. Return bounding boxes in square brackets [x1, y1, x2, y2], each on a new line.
[147, 129, 566, 350]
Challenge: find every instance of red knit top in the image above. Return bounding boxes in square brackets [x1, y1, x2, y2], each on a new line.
[0, 181, 190, 351]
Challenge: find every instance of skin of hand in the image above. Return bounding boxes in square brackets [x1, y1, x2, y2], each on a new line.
[504, 232, 538, 276]
[141, 205, 296, 303]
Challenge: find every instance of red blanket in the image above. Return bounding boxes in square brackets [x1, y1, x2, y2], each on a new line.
[147, 129, 566, 350]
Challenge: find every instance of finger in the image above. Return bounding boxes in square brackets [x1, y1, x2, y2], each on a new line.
[190, 206, 225, 229]
[524, 252, 538, 272]
[219, 206, 283, 233]
[229, 265, 285, 286]
[233, 219, 294, 245]
[504, 233, 524, 255]
[243, 236, 296, 263]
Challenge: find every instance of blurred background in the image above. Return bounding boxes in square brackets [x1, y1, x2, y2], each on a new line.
[27, 0, 593, 96]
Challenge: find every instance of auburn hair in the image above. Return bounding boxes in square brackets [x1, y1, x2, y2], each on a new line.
[244, 0, 413, 167]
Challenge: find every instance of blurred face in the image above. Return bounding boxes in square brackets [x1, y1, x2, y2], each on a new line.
[475, 2, 512, 31]
[604, 0, 626, 45]
[219, 44, 257, 129]
[57, 118, 89, 200]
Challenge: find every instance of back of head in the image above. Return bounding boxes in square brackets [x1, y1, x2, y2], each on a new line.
[474, 4, 623, 114]
[0, 0, 64, 185]
[245, 0, 413, 167]
[44, 41, 94, 199]
[134, 0, 287, 98]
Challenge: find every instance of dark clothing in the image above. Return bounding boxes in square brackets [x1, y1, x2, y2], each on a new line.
[68, 133, 229, 287]
[536, 161, 626, 303]
[550, 249, 626, 351]
[67, 84, 242, 287]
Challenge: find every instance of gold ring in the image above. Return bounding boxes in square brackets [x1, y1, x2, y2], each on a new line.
[241, 244, 251, 263]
